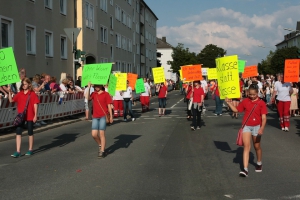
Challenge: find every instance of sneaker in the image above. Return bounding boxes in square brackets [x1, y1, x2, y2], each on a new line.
[34, 122, 41, 127]
[285, 127, 289, 132]
[191, 127, 195, 131]
[25, 150, 33, 156]
[255, 164, 262, 172]
[281, 127, 285, 131]
[219, 114, 222, 116]
[98, 151, 105, 158]
[196, 126, 201, 130]
[11, 152, 21, 158]
[239, 170, 248, 177]
[214, 114, 218, 116]
[132, 118, 136, 121]
[40, 121, 47, 125]
[123, 119, 127, 122]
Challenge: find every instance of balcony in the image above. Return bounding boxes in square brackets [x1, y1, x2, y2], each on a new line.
[141, 55, 145, 63]
[140, 14, 144, 24]
[141, 35, 144, 44]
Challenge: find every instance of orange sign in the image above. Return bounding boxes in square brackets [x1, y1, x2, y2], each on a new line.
[181, 64, 203, 81]
[127, 73, 138, 90]
[284, 59, 300, 82]
[242, 66, 258, 78]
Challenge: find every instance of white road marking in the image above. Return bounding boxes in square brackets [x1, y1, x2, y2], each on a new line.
[143, 118, 156, 120]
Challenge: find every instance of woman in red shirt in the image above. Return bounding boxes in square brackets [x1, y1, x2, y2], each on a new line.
[185, 82, 193, 120]
[8, 78, 40, 158]
[86, 82, 113, 158]
[156, 82, 168, 116]
[226, 83, 267, 177]
[190, 81, 204, 131]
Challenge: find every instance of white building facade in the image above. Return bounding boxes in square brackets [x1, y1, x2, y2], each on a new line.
[156, 37, 174, 80]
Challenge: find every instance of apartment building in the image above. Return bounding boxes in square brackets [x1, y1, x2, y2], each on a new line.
[76, 0, 158, 78]
[276, 21, 300, 49]
[0, 0, 75, 79]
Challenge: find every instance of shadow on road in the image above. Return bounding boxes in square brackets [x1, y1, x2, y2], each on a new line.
[214, 141, 256, 170]
[33, 133, 80, 154]
[106, 134, 141, 155]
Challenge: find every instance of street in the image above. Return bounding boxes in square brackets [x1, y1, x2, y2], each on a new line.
[1, 91, 300, 200]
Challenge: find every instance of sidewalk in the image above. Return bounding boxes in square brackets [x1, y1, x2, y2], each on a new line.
[0, 114, 86, 142]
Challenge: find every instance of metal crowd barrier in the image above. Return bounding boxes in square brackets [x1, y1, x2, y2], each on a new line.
[0, 92, 85, 129]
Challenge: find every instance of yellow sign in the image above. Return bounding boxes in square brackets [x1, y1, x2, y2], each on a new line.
[179, 70, 183, 80]
[115, 73, 127, 91]
[207, 68, 218, 80]
[216, 55, 240, 99]
[152, 67, 165, 84]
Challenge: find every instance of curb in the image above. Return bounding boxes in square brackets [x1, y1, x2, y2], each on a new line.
[0, 116, 86, 143]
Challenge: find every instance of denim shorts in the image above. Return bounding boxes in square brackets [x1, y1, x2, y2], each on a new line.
[243, 125, 260, 136]
[92, 117, 106, 131]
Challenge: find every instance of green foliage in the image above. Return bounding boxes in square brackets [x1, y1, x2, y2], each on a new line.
[197, 44, 227, 68]
[258, 50, 275, 75]
[270, 46, 300, 73]
[168, 43, 198, 73]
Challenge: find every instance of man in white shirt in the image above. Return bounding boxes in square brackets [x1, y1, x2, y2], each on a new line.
[122, 81, 135, 121]
[140, 78, 151, 112]
[113, 90, 124, 118]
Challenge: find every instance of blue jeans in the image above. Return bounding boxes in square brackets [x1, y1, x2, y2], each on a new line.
[266, 94, 271, 104]
[215, 95, 224, 114]
[158, 98, 166, 108]
[192, 104, 202, 128]
[123, 100, 134, 119]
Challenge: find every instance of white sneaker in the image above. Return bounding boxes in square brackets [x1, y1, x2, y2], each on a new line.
[281, 127, 285, 131]
[40, 121, 47, 125]
[34, 122, 41, 127]
[285, 127, 289, 132]
[132, 118, 136, 121]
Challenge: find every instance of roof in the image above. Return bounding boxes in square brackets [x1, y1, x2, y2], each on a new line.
[157, 37, 173, 49]
[141, 0, 159, 20]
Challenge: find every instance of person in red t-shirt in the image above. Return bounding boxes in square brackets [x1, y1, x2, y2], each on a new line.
[185, 82, 193, 119]
[8, 78, 40, 158]
[156, 82, 168, 116]
[86, 82, 113, 158]
[190, 81, 204, 131]
[226, 83, 267, 177]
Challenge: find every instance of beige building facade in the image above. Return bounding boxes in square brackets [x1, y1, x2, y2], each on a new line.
[0, 0, 75, 79]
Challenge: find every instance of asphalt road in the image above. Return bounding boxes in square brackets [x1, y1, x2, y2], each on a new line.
[1, 91, 300, 200]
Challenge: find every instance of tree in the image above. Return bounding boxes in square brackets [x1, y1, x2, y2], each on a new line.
[270, 46, 300, 74]
[168, 43, 197, 73]
[258, 50, 275, 75]
[197, 44, 227, 68]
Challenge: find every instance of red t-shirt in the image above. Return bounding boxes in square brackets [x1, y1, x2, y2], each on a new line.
[13, 90, 40, 121]
[192, 87, 204, 103]
[91, 91, 113, 118]
[237, 98, 267, 126]
[186, 85, 192, 99]
[158, 85, 167, 98]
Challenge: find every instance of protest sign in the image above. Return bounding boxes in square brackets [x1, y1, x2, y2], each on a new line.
[216, 55, 240, 99]
[0, 47, 20, 86]
[181, 64, 203, 81]
[152, 67, 165, 84]
[127, 73, 138, 90]
[135, 78, 145, 94]
[201, 68, 208, 76]
[242, 66, 258, 78]
[207, 68, 218, 80]
[108, 74, 117, 96]
[115, 73, 127, 91]
[238, 60, 246, 73]
[284, 59, 300, 82]
[81, 63, 112, 87]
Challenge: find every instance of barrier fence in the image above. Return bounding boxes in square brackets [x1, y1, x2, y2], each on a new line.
[0, 85, 174, 129]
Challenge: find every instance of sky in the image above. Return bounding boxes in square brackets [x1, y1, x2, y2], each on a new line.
[145, 0, 300, 66]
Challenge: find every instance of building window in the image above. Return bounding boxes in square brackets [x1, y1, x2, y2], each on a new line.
[115, 5, 121, 21]
[45, 31, 53, 57]
[135, 23, 139, 33]
[25, 25, 36, 54]
[110, 45, 113, 62]
[45, 0, 52, 9]
[136, 1, 139, 13]
[100, 0, 107, 12]
[1, 18, 13, 48]
[60, 0, 67, 15]
[116, 33, 121, 48]
[100, 26, 108, 43]
[60, 36, 67, 59]
[122, 10, 126, 24]
[136, 44, 140, 55]
[86, 2, 94, 29]
[110, 16, 114, 29]
[128, 0, 132, 5]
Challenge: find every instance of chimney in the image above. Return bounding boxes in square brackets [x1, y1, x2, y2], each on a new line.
[162, 37, 166, 43]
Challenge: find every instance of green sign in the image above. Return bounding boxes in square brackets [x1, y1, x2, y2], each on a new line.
[81, 63, 113, 87]
[0, 47, 20, 86]
[238, 60, 246, 73]
[135, 78, 145, 94]
[108, 74, 117, 96]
